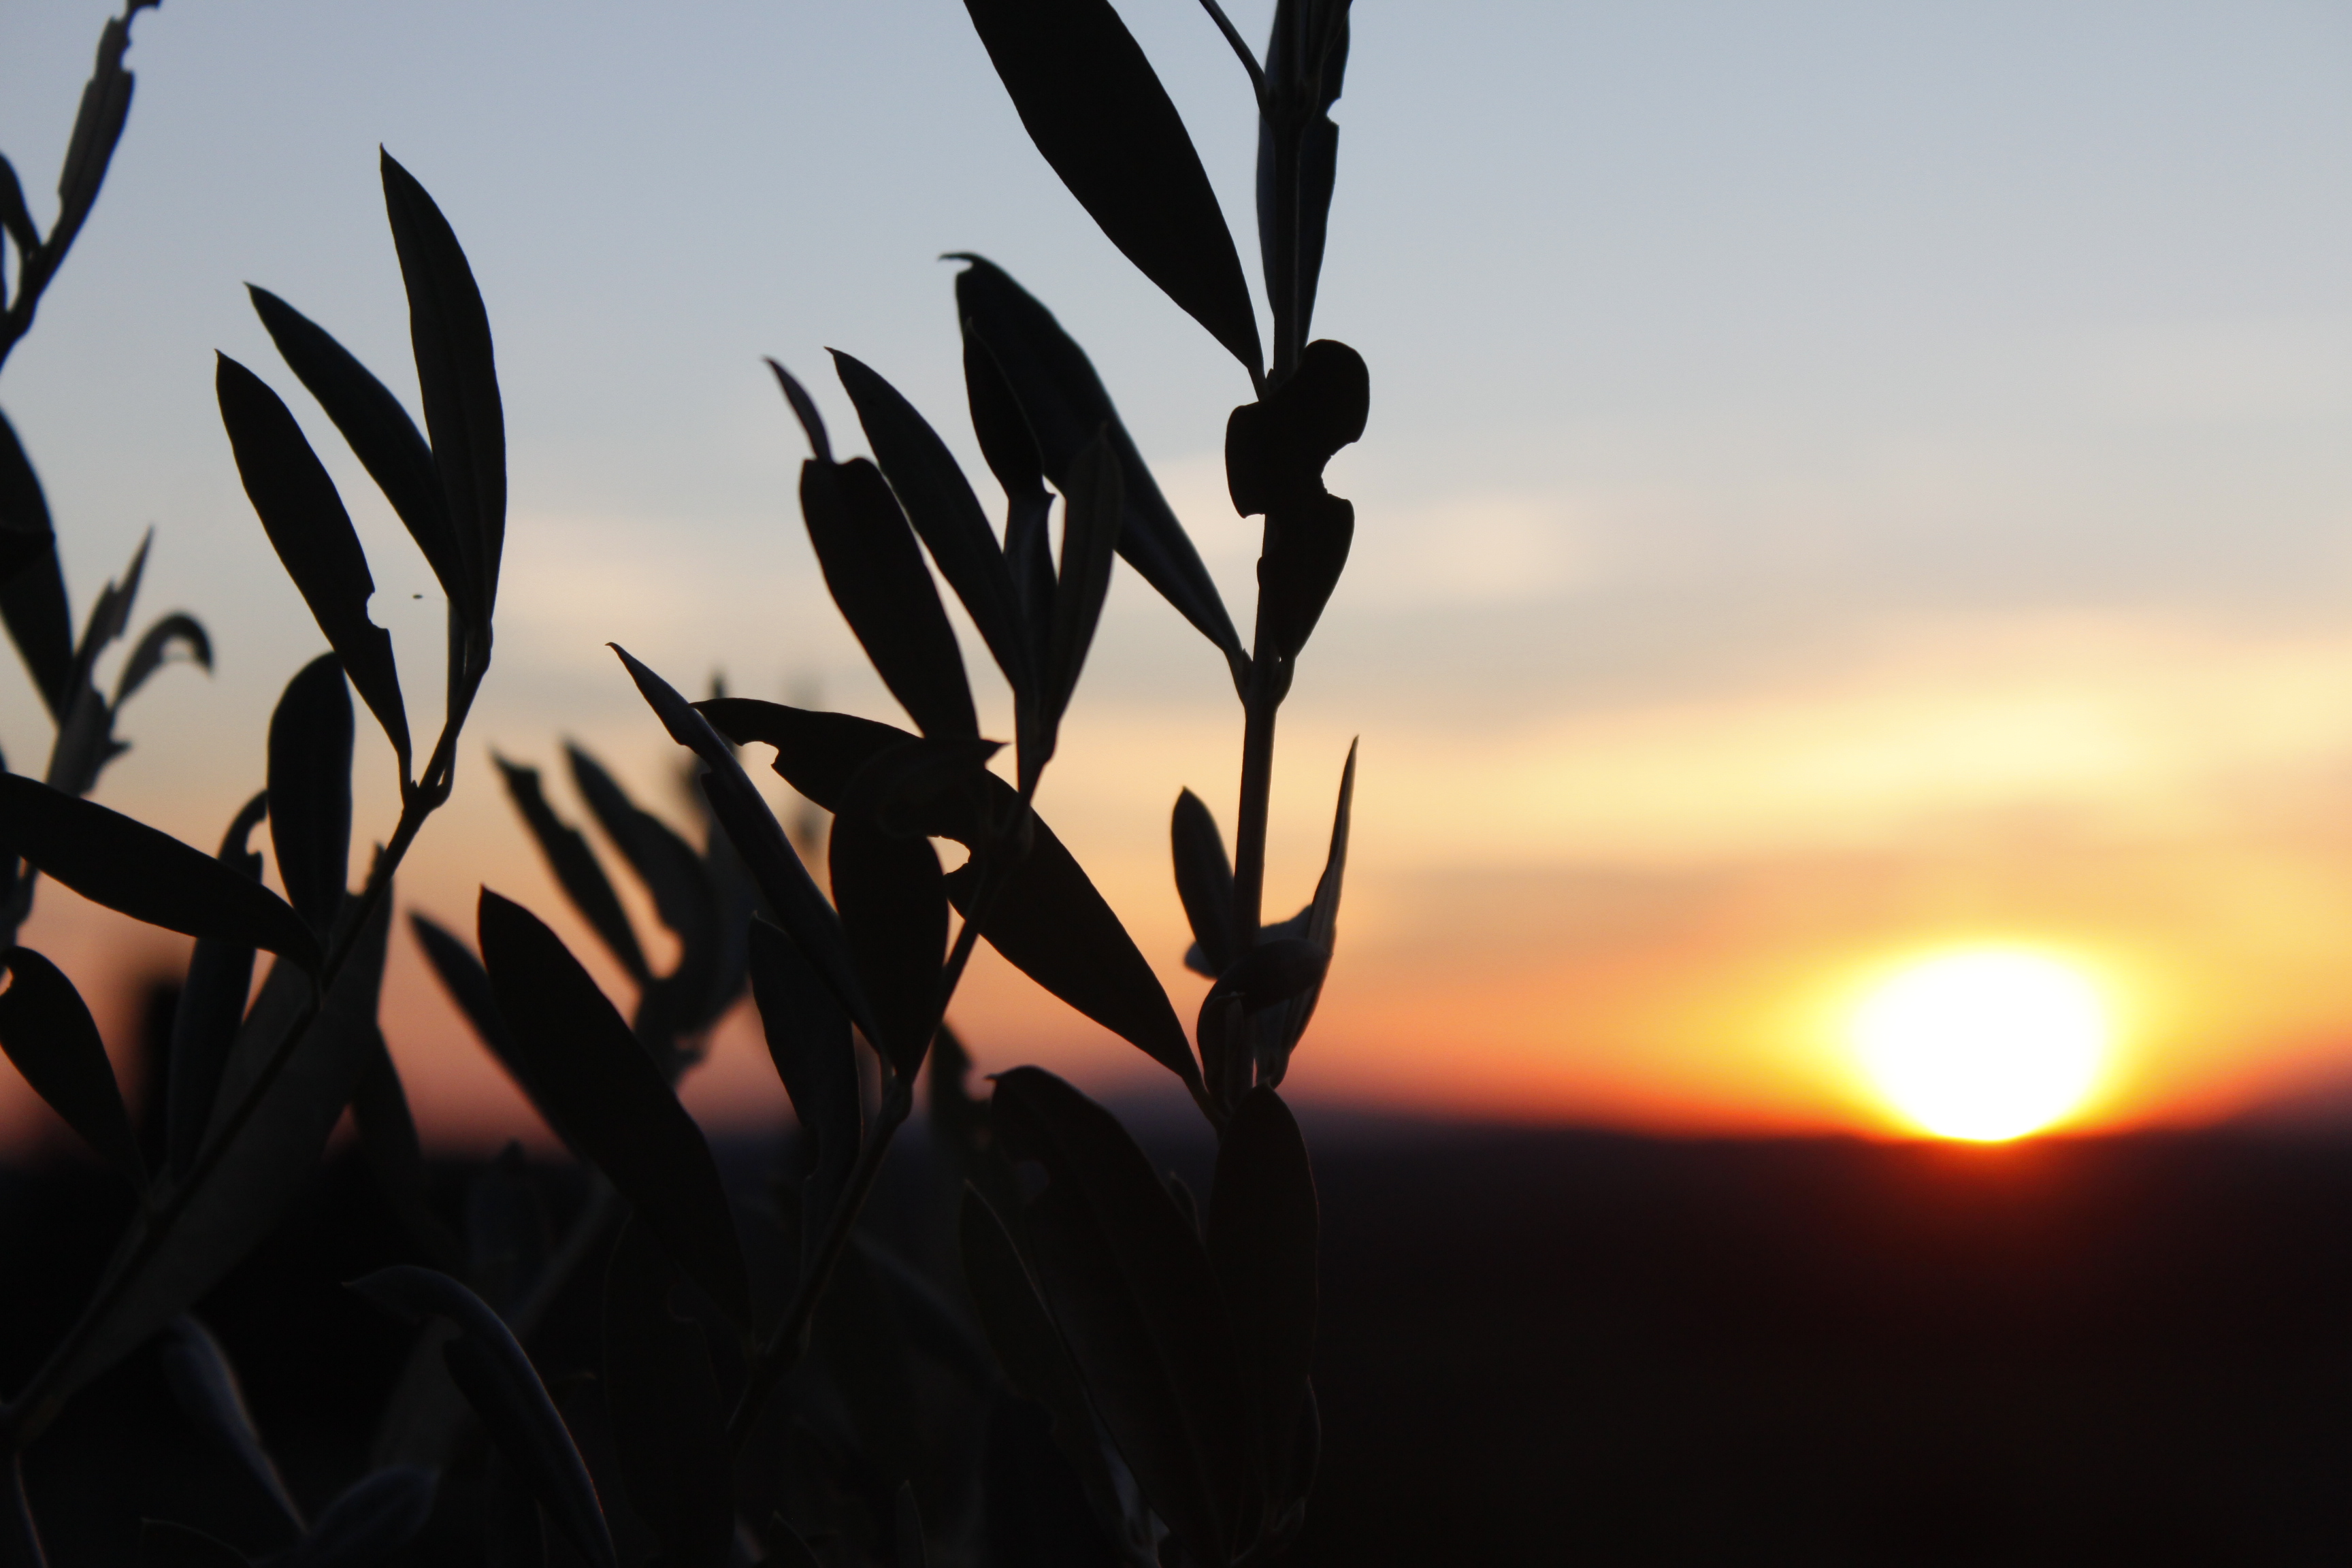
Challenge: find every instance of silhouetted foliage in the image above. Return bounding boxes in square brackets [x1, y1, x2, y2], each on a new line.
[0, 2, 1362, 1563]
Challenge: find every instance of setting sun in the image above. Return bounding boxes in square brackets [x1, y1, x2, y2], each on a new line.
[1852, 949, 2112, 1141]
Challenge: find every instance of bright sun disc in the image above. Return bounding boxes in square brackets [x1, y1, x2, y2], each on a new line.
[1852, 949, 2110, 1141]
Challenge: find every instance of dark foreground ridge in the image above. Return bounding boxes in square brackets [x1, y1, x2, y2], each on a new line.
[4, 1122, 2349, 1565]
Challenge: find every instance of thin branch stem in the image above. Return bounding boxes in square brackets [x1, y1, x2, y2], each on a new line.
[1194, 0, 1267, 103]
[1230, 682, 1279, 943]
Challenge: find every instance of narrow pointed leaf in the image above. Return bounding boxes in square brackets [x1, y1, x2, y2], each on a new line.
[747, 919, 858, 1244]
[350, 1266, 615, 1568]
[962, 0, 1262, 376]
[493, 755, 649, 986]
[1043, 431, 1122, 733]
[1171, 790, 1239, 978]
[1269, 740, 1352, 1075]
[948, 812, 1198, 1092]
[613, 647, 878, 1042]
[168, 795, 268, 1181]
[281, 1467, 435, 1568]
[960, 1186, 1105, 1473]
[1225, 338, 1367, 661]
[828, 805, 945, 1077]
[565, 745, 720, 1036]
[382, 151, 505, 623]
[0, 774, 316, 968]
[0, 154, 35, 261]
[989, 1068, 1254, 1567]
[112, 612, 209, 707]
[0, 946, 140, 1185]
[47, 14, 135, 270]
[0, 409, 72, 720]
[954, 259, 1242, 671]
[834, 350, 1034, 704]
[961, 326, 1051, 525]
[766, 358, 832, 463]
[702, 698, 1197, 1090]
[800, 455, 977, 740]
[267, 655, 354, 934]
[478, 889, 750, 1325]
[603, 1218, 732, 1568]
[248, 286, 466, 615]
[157, 1318, 303, 1539]
[408, 913, 532, 1107]
[217, 355, 410, 775]
[1207, 1087, 1317, 1503]
[1255, 4, 1352, 345]
[49, 889, 390, 1407]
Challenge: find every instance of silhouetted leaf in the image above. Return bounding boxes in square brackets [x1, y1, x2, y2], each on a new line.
[1205, 938, 1326, 1017]
[960, 1184, 1088, 1415]
[949, 808, 1199, 1093]
[382, 150, 504, 626]
[478, 890, 750, 1326]
[704, 699, 1197, 1090]
[953, 259, 1243, 677]
[1171, 789, 1239, 978]
[565, 744, 720, 1036]
[0, 774, 316, 968]
[351, 1266, 615, 1568]
[1207, 1087, 1316, 1505]
[603, 1218, 731, 1568]
[766, 357, 832, 464]
[828, 806, 945, 1079]
[139, 1522, 251, 1568]
[112, 612, 209, 707]
[157, 1316, 304, 1540]
[799, 452, 977, 742]
[1226, 339, 1367, 662]
[960, 331, 1056, 637]
[493, 754, 649, 987]
[280, 1467, 435, 1568]
[0, 408, 72, 720]
[248, 286, 466, 617]
[858, 1231, 998, 1389]
[216, 354, 410, 777]
[0, 945, 140, 1186]
[748, 918, 858, 1252]
[988, 1068, 1254, 1568]
[613, 647, 877, 1043]
[408, 913, 532, 1107]
[1255, 1, 1352, 350]
[267, 655, 354, 935]
[1266, 740, 1352, 1080]
[47, 12, 137, 271]
[962, 0, 1262, 376]
[167, 795, 267, 1181]
[352, 1030, 459, 1270]
[48, 889, 389, 1406]
[699, 699, 910, 820]
[834, 350, 1034, 706]
[0, 155, 35, 262]
[1039, 431, 1121, 761]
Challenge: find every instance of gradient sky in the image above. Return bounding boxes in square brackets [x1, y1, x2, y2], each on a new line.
[5, 1, 2352, 1148]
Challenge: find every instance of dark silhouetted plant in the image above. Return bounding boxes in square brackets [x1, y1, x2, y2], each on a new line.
[2, 1, 1360, 1564]
[0, 8, 510, 1554]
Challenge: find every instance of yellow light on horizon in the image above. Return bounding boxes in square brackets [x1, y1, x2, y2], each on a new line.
[1851, 948, 2112, 1141]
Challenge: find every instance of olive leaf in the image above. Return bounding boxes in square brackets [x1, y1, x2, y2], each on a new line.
[266, 654, 354, 936]
[0, 945, 140, 1188]
[962, 0, 1262, 378]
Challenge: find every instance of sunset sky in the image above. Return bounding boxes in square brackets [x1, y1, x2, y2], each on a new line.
[5, 0, 2352, 1148]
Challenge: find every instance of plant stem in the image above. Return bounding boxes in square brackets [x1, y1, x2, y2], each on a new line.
[1231, 682, 1279, 943]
